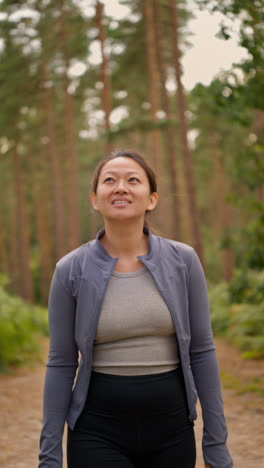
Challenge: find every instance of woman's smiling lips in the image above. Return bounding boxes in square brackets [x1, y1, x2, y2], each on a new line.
[111, 198, 131, 206]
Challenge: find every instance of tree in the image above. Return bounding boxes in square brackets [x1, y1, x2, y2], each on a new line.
[58, 0, 81, 250]
[12, 144, 34, 302]
[190, 79, 240, 280]
[168, 0, 205, 265]
[196, 0, 264, 269]
[143, 0, 166, 229]
[153, 0, 182, 240]
[96, 1, 113, 153]
[42, 62, 67, 260]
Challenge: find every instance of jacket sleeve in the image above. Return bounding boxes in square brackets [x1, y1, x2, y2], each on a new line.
[188, 249, 233, 468]
[38, 266, 78, 468]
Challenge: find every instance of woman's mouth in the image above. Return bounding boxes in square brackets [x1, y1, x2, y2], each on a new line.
[112, 199, 131, 205]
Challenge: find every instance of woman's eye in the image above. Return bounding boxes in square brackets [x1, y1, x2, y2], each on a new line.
[104, 177, 114, 182]
[129, 177, 139, 182]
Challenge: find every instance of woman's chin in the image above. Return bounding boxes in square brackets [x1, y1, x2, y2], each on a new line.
[104, 212, 145, 223]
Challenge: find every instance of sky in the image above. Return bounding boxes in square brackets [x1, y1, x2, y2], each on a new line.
[181, 0, 248, 90]
[82, 0, 248, 91]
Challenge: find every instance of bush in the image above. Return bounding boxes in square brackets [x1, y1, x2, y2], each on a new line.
[209, 270, 264, 359]
[208, 283, 230, 335]
[0, 278, 48, 372]
[228, 269, 264, 304]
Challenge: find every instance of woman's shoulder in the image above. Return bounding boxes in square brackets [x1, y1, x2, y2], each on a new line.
[55, 239, 96, 277]
[157, 235, 195, 271]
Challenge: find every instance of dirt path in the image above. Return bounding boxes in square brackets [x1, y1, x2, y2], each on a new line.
[0, 338, 263, 468]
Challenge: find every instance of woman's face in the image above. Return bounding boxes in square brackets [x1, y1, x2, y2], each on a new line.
[91, 157, 158, 223]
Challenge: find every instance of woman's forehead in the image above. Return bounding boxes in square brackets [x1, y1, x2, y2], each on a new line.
[101, 157, 146, 176]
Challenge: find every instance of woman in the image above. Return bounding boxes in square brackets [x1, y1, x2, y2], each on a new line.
[39, 149, 233, 468]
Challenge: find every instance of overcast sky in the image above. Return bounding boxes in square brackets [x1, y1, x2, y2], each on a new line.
[181, 0, 248, 89]
[96, 0, 249, 90]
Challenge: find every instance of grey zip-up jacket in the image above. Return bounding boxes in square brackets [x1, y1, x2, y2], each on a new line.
[39, 227, 233, 468]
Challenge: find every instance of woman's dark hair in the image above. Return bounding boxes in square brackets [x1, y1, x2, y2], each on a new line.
[90, 149, 157, 195]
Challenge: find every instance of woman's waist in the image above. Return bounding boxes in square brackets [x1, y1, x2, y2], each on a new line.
[84, 366, 186, 416]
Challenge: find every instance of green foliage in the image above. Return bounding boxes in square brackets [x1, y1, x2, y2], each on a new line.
[220, 370, 264, 397]
[208, 282, 231, 334]
[228, 269, 264, 304]
[194, 0, 264, 275]
[209, 270, 264, 359]
[0, 278, 48, 372]
[227, 270, 251, 304]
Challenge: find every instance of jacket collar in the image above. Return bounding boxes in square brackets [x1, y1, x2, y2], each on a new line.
[91, 226, 161, 271]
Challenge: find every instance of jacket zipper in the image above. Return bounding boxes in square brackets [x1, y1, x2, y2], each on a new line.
[89, 260, 118, 358]
[146, 268, 194, 420]
[80, 260, 118, 411]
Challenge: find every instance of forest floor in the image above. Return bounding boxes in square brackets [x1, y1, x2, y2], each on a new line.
[0, 338, 263, 468]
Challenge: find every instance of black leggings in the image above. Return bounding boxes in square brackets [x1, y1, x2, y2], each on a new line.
[67, 368, 196, 468]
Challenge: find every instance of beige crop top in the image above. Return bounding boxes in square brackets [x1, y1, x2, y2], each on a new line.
[92, 266, 180, 375]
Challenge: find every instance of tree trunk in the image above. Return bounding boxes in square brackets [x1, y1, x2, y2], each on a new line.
[208, 132, 222, 238]
[210, 130, 234, 281]
[143, 0, 167, 231]
[253, 109, 264, 204]
[0, 208, 9, 278]
[12, 145, 34, 302]
[27, 147, 54, 304]
[7, 193, 20, 295]
[220, 174, 234, 282]
[42, 63, 67, 260]
[59, 0, 81, 251]
[96, 1, 113, 154]
[153, 0, 181, 241]
[250, 11, 264, 205]
[168, 0, 205, 266]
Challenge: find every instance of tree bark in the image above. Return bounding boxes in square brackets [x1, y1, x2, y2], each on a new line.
[208, 132, 222, 239]
[27, 146, 54, 304]
[7, 194, 20, 295]
[250, 9, 264, 205]
[153, 0, 181, 241]
[96, 1, 113, 154]
[253, 109, 264, 204]
[59, 0, 81, 251]
[220, 174, 234, 282]
[42, 63, 67, 260]
[210, 130, 234, 281]
[143, 0, 167, 231]
[168, 0, 205, 266]
[12, 145, 34, 302]
[0, 208, 9, 278]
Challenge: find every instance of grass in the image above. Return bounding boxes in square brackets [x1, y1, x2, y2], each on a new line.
[220, 370, 264, 397]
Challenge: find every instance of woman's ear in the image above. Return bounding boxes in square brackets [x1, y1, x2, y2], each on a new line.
[90, 192, 98, 211]
[147, 192, 158, 212]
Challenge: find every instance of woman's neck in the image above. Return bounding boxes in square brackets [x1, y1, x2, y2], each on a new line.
[100, 220, 149, 259]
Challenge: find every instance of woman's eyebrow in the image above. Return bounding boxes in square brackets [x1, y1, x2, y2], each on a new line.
[102, 170, 141, 176]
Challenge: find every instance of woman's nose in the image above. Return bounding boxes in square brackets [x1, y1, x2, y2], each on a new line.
[115, 180, 127, 192]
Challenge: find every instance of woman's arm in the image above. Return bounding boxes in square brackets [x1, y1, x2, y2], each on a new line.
[38, 266, 78, 468]
[188, 250, 233, 468]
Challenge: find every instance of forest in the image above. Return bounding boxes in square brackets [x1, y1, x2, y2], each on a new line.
[0, 0, 264, 371]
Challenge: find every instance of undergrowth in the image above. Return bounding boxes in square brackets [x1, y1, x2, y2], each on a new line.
[209, 269, 264, 359]
[0, 276, 48, 373]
